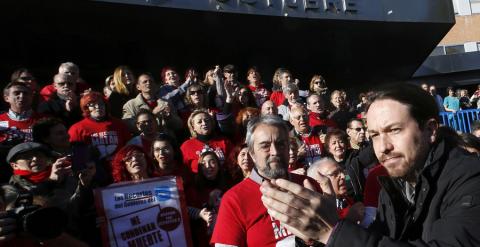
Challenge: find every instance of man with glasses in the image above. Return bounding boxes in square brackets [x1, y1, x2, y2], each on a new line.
[38, 74, 82, 126]
[307, 157, 364, 222]
[289, 104, 325, 168]
[346, 119, 367, 150]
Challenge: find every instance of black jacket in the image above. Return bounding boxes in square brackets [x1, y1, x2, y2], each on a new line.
[328, 138, 480, 246]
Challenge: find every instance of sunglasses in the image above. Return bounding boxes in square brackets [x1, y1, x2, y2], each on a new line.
[190, 90, 203, 95]
[56, 81, 75, 87]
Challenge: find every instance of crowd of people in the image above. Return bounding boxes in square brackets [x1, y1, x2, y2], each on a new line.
[1, 62, 480, 246]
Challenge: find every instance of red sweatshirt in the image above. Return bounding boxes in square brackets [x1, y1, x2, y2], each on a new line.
[68, 117, 131, 160]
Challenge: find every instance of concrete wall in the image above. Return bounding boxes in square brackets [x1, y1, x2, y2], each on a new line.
[439, 14, 480, 45]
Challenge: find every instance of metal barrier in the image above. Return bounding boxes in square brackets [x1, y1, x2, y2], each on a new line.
[439, 109, 480, 133]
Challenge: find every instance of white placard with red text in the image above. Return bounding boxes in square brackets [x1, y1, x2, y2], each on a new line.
[95, 176, 192, 247]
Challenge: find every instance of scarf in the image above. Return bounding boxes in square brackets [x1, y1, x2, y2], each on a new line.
[14, 167, 52, 184]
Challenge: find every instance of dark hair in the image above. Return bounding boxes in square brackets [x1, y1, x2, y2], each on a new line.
[32, 118, 65, 145]
[459, 133, 480, 153]
[226, 144, 249, 184]
[136, 72, 155, 85]
[3, 81, 31, 96]
[135, 108, 155, 123]
[237, 86, 257, 107]
[472, 121, 480, 132]
[223, 64, 237, 74]
[10, 68, 32, 82]
[151, 134, 182, 167]
[347, 118, 363, 129]
[365, 83, 439, 128]
[195, 151, 231, 191]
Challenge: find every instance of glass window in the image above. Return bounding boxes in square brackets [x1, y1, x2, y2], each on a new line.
[472, 0, 480, 13]
[445, 45, 465, 55]
[453, 0, 459, 14]
[430, 46, 446, 56]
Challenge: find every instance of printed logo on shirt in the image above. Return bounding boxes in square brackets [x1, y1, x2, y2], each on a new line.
[91, 131, 119, 158]
[269, 215, 292, 242]
[0, 125, 33, 143]
[304, 143, 322, 165]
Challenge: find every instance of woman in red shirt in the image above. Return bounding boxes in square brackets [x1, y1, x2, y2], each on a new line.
[180, 110, 232, 173]
[111, 145, 150, 183]
[69, 91, 131, 184]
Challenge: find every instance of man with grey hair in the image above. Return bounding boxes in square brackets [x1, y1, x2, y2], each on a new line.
[307, 158, 364, 223]
[40, 62, 90, 102]
[37, 73, 82, 126]
[278, 83, 300, 121]
[211, 115, 320, 246]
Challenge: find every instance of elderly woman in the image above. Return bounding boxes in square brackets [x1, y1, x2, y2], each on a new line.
[111, 145, 150, 183]
[180, 109, 232, 173]
[324, 129, 366, 201]
[68, 91, 131, 180]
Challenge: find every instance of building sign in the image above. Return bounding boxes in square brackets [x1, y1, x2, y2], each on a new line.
[95, 176, 192, 247]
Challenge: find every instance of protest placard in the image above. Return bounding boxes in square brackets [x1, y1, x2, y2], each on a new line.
[95, 176, 192, 247]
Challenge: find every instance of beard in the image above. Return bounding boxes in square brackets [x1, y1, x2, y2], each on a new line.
[258, 156, 288, 179]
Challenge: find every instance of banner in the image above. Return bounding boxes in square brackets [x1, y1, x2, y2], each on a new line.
[95, 176, 192, 247]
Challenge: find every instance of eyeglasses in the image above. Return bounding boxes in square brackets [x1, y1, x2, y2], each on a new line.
[56, 81, 75, 87]
[323, 168, 345, 178]
[87, 102, 105, 108]
[190, 90, 203, 95]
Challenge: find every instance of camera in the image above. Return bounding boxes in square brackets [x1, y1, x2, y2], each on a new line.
[8, 192, 67, 240]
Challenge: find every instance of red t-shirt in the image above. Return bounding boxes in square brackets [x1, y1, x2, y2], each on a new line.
[180, 137, 232, 173]
[0, 112, 45, 143]
[211, 170, 320, 247]
[68, 117, 131, 160]
[297, 131, 325, 166]
[270, 91, 285, 107]
[363, 164, 388, 207]
[308, 112, 338, 129]
[39, 81, 90, 101]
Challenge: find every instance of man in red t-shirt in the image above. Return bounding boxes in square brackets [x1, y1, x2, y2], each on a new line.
[39, 62, 90, 102]
[0, 82, 44, 145]
[306, 93, 337, 129]
[211, 115, 319, 247]
[289, 105, 325, 167]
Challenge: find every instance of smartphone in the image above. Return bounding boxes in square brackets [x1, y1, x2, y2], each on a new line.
[71, 146, 90, 173]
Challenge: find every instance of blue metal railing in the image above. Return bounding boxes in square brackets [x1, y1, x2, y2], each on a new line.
[439, 109, 480, 133]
